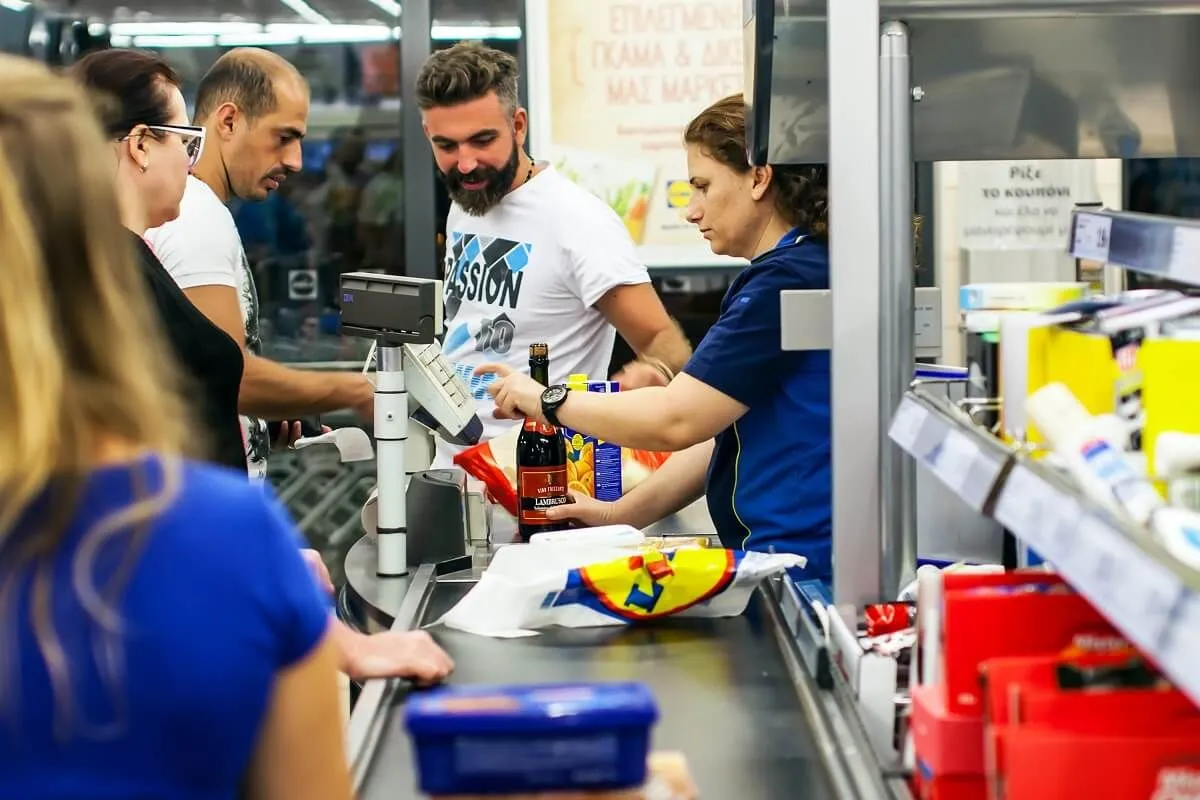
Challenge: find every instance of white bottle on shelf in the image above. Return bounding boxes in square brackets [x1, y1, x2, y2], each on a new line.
[1025, 383, 1166, 527]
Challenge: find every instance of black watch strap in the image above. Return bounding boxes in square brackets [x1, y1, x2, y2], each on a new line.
[541, 384, 568, 427]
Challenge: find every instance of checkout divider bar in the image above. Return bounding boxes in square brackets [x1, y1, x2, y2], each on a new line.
[764, 579, 910, 800]
[347, 563, 438, 792]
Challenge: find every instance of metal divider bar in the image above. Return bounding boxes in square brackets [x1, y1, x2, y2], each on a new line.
[347, 563, 438, 792]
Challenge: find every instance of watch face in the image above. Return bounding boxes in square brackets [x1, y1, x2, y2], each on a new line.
[543, 386, 569, 406]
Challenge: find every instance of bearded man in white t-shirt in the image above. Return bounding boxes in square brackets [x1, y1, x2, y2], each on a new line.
[415, 42, 693, 467]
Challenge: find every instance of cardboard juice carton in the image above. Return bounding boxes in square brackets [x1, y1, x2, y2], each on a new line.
[586, 381, 623, 502]
[562, 375, 596, 498]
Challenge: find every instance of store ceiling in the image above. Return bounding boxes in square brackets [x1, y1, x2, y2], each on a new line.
[33, 0, 520, 25]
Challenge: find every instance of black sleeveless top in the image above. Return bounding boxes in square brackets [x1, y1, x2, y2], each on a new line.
[131, 233, 248, 474]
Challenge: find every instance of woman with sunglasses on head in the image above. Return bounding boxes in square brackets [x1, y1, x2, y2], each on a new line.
[71, 49, 247, 474]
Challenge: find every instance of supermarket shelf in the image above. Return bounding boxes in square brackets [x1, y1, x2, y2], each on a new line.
[1070, 208, 1200, 287]
[889, 389, 1200, 708]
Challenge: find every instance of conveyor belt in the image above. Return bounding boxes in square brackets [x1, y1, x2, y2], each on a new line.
[356, 580, 837, 800]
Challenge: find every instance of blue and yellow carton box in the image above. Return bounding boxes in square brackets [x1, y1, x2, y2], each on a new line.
[562, 375, 623, 501]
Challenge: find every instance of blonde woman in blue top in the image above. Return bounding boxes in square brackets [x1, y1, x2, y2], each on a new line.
[0, 56, 361, 800]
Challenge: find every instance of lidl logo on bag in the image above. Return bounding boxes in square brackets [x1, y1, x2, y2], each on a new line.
[547, 548, 741, 622]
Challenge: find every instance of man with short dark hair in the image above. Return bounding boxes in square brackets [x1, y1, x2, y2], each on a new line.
[147, 48, 373, 480]
[147, 48, 452, 684]
[415, 42, 692, 468]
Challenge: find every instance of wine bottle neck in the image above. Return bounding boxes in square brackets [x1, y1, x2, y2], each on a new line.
[530, 358, 550, 386]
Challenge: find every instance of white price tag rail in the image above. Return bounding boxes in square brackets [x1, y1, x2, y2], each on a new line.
[930, 430, 979, 496]
[1170, 226, 1200, 281]
[893, 392, 1200, 708]
[888, 396, 927, 452]
[1159, 592, 1200, 706]
[1071, 211, 1113, 263]
[993, 466, 1082, 559]
[892, 392, 1011, 513]
[1068, 208, 1200, 288]
[1069, 516, 1183, 654]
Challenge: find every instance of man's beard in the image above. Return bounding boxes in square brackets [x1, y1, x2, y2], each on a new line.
[440, 145, 520, 216]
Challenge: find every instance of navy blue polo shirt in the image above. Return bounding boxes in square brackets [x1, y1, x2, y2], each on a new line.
[682, 232, 832, 583]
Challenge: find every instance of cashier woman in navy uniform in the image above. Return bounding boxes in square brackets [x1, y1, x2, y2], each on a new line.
[478, 93, 833, 586]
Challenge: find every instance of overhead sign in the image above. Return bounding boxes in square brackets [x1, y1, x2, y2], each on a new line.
[526, 0, 746, 269]
[958, 161, 1101, 250]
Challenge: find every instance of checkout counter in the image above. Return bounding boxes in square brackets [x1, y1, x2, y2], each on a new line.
[323, 0, 1200, 792]
[338, 501, 905, 800]
[330, 209, 914, 797]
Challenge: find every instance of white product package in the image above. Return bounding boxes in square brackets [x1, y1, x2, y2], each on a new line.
[434, 533, 806, 638]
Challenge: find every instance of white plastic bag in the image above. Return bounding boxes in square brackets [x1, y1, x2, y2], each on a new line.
[435, 536, 806, 638]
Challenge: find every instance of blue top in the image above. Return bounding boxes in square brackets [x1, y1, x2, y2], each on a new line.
[682, 232, 832, 583]
[0, 457, 329, 800]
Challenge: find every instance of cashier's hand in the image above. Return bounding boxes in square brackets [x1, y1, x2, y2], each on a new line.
[473, 364, 547, 423]
[342, 629, 454, 685]
[544, 490, 616, 527]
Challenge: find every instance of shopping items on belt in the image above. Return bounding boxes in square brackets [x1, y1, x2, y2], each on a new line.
[405, 682, 658, 797]
[422, 752, 698, 800]
[433, 534, 805, 638]
[454, 425, 671, 518]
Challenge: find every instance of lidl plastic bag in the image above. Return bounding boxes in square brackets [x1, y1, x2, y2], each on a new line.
[453, 426, 671, 518]
[435, 536, 806, 638]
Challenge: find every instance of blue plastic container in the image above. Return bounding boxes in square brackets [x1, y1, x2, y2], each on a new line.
[403, 682, 658, 796]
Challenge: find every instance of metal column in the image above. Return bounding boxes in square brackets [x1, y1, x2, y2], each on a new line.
[374, 346, 409, 576]
[879, 22, 917, 601]
[400, 0, 439, 280]
[828, 0, 883, 607]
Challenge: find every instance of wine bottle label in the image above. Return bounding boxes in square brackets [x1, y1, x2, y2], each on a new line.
[518, 466, 569, 523]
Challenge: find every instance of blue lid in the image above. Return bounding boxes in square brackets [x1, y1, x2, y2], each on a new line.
[403, 682, 659, 736]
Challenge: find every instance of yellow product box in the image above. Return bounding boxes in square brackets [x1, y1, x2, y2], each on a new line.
[1024, 325, 1145, 450]
[1140, 334, 1200, 489]
[1024, 324, 1200, 492]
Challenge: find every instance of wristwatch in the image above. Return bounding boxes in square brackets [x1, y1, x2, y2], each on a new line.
[540, 384, 570, 427]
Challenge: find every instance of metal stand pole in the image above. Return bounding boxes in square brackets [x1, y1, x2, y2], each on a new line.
[879, 21, 917, 600]
[829, 0, 883, 607]
[374, 345, 408, 576]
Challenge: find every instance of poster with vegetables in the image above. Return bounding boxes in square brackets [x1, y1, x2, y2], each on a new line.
[526, 0, 747, 268]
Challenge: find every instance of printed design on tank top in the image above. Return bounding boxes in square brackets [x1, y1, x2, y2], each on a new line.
[442, 231, 534, 400]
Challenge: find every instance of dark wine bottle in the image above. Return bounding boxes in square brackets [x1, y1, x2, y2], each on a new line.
[516, 343, 569, 541]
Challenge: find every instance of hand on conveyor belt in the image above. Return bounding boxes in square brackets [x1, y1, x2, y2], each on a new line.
[338, 627, 454, 685]
[431, 752, 698, 800]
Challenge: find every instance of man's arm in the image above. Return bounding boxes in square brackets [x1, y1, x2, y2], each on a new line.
[183, 285, 373, 419]
[565, 205, 692, 382]
[595, 284, 692, 378]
